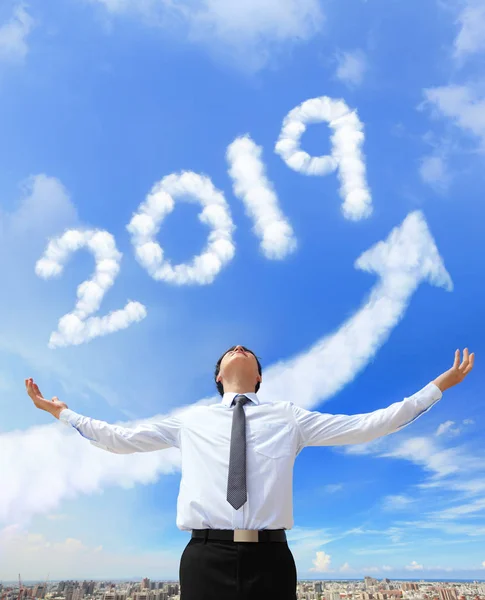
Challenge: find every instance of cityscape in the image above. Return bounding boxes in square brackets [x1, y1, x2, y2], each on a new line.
[1, 576, 485, 600]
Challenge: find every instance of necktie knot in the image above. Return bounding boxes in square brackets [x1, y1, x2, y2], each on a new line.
[233, 394, 250, 407]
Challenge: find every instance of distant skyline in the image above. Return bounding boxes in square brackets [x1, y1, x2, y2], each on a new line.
[1, 0, 485, 581]
[3, 578, 485, 585]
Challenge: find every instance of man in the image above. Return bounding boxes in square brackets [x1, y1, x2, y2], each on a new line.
[26, 345, 475, 600]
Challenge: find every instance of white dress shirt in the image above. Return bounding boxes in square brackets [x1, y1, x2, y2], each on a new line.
[59, 382, 442, 531]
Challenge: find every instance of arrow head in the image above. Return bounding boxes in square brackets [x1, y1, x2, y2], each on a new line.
[354, 210, 453, 292]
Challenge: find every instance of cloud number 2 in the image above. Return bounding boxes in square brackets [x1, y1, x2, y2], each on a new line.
[35, 229, 146, 348]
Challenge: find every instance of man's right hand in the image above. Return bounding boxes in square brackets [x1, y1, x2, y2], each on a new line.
[25, 378, 69, 419]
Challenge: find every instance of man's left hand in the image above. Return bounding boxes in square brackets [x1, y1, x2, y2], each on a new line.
[432, 349, 475, 393]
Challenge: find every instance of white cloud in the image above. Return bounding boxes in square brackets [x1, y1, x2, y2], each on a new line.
[0, 407, 185, 526]
[362, 566, 381, 573]
[275, 95, 372, 220]
[379, 436, 472, 479]
[322, 483, 344, 494]
[454, 1, 485, 59]
[35, 228, 147, 348]
[419, 1, 485, 178]
[88, 0, 324, 72]
[403, 519, 485, 538]
[127, 171, 235, 285]
[226, 134, 297, 260]
[429, 478, 485, 495]
[424, 84, 485, 151]
[482, 560, 485, 568]
[436, 420, 461, 436]
[45, 513, 68, 521]
[335, 49, 367, 88]
[406, 560, 424, 571]
[309, 550, 332, 572]
[429, 498, 485, 521]
[382, 495, 414, 511]
[345, 425, 485, 534]
[0, 4, 33, 64]
[419, 154, 450, 192]
[0, 174, 78, 240]
[0, 525, 182, 580]
[463, 418, 475, 425]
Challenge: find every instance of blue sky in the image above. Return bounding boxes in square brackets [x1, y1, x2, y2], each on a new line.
[1, 0, 485, 582]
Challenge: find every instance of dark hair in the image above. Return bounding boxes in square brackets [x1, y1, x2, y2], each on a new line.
[214, 346, 262, 397]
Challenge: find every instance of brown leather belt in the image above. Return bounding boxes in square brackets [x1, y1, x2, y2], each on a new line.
[191, 529, 287, 542]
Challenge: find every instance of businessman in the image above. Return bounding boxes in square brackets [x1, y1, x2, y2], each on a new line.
[26, 345, 474, 600]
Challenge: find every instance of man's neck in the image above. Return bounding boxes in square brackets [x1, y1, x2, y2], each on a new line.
[223, 380, 255, 395]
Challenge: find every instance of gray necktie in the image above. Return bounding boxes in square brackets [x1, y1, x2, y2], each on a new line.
[227, 394, 251, 510]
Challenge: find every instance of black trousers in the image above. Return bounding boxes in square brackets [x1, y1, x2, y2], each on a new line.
[179, 536, 298, 599]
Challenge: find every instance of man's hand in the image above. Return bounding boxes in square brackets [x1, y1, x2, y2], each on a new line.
[432, 349, 475, 393]
[25, 378, 68, 419]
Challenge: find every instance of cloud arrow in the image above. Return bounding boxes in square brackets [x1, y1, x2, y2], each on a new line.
[259, 210, 453, 408]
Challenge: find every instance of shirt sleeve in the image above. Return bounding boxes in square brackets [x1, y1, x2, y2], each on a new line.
[290, 382, 442, 447]
[58, 408, 182, 453]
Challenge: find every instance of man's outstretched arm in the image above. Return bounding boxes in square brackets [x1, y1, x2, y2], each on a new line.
[25, 378, 181, 453]
[291, 349, 475, 448]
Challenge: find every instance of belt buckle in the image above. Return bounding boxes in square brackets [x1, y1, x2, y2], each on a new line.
[234, 529, 259, 542]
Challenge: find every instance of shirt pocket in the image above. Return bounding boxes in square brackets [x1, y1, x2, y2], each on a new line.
[249, 422, 293, 459]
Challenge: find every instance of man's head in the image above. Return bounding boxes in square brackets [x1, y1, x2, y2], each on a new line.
[214, 345, 262, 397]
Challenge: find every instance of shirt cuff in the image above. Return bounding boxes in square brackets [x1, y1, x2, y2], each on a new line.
[421, 381, 443, 405]
[58, 408, 81, 427]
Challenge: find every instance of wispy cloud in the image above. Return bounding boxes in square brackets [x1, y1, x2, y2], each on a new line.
[87, 0, 324, 72]
[454, 0, 485, 60]
[0, 525, 182, 580]
[126, 171, 235, 285]
[435, 420, 461, 436]
[428, 498, 485, 521]
[342, 420, 485, 543]
[420, 0, 485, 181]
[275, 96, 372, 220]
[400, 519, 485, 538]
[322, 483, 344, 494]
[406, 560, 423, 571]
[0, 174, 78, 240]
[379, 436, 478, 479]
[424, 85, 485, 151]
[419, 154, 451, 192]
[335, 49, 367, 88]
[226, 134, 297, 260]
[0, 4, 33, 64]
[382, 495, 415, 511]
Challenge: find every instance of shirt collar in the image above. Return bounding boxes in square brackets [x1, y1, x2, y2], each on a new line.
[221, 391, 260, 407]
